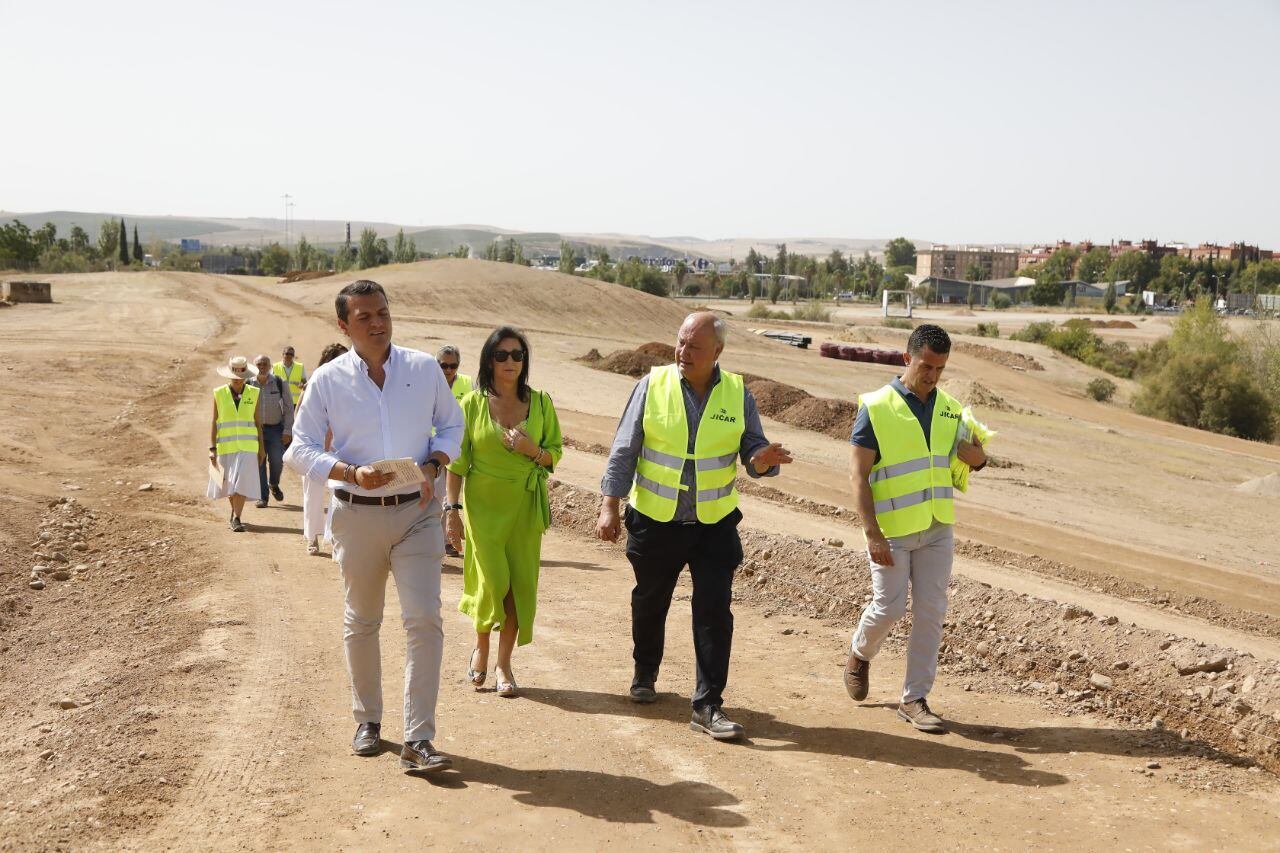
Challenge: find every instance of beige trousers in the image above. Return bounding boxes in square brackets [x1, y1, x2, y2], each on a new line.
[330, 497, 445, 743]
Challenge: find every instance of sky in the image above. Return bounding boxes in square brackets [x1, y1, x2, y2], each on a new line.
[2, 0, 1278, 246]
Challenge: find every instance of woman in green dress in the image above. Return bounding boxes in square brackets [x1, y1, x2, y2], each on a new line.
[444, 325, 562, 698]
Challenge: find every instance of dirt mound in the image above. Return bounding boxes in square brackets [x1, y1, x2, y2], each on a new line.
[942, 379, 1011, 411]
[746, 379, 812, 417]
[1236, 473, 1280, 496]
[1079, 318, 1138, 329]
[635, 342, 675, 360]
[595, 349, 668, 377]
[279, 269, 330, 283]
[953, 341, 1044, 371]
[780, 397, 858, 440]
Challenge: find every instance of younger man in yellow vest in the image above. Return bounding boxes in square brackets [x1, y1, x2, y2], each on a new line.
[273, 346, 307, 407]
[597, 312, 792, 740]
[845, 324, 987, 733]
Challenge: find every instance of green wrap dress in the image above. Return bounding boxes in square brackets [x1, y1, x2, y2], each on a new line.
[448, 388, 563, 646]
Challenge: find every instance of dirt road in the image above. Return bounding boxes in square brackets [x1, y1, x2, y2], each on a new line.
[2, 270, 1278, 850]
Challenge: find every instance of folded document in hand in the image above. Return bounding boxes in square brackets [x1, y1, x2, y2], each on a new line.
[950, 407, 997, 493]
[371, 458, 427, 490]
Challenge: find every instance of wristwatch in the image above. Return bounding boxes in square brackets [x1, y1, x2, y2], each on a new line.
[444, 502, 463, 512]
[424, 459, 442, 476]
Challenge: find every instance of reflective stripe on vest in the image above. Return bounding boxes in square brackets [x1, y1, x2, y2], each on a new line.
[451, 374, 473, 401]
[860, 384, 961, 538]
[214, 384, 260, 456]
[273, 361, 305, 405]
[630, 365, 745, 524]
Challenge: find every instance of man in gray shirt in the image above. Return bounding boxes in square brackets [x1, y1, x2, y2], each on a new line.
[251, 354, 295, 508]
[596, 312, 792, 740]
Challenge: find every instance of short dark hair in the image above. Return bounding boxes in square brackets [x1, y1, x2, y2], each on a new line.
[477, 325, 531, 403]
[907, 323, 951, 356]
[318, 342, 348, 366]
[335, 280, 388, 322]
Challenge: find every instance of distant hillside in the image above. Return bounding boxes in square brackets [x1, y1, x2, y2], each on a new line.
[0, 211, 246, 243]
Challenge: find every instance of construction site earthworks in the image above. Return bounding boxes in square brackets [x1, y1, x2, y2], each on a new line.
[2, 261, 1279, 850]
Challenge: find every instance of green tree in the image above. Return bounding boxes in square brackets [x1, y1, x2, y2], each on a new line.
[705, 269, 722, 296]
[1076, 247, 1110, 284]
[119, 220, 129, 266]
[407, 237, 418, 262]
[767, 268, 782, 304]
[451, 244, 470, 259]
[261, 242, 291, 276]
[33, 221, 57, 252]
[558, 240, 576, 274]
[375, 237, 391, 266]
[132, 225, 143, 263]
[1106, 250, 1159, 290]
[746, 272, 760, 302]
[775, 243, 788, 284]
[392, 229, 409, 264]
[358, 228, 379, 269]
[69, 225, 91, 254]
[295, 235, 314, 270]
[98, 218, 119, 262]
[674, 260, 688, 292]
[617, 257, 668, 296]
[963, 262, 988, 282]
[1240, 259, 1280, 294]
[1135, 299, 1273, 440]
[745, 247, 761, 274]
[499, 238, 516, 264]
[1103, 281, 1117, 314]
[0, 220, 38, 269]
[967, 283, 977, 308]
[884, 237, 916, 268]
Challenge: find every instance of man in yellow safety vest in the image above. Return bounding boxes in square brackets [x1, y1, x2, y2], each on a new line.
[597, 312, 792, 740]
[845, 324, 987, 733]
[273, 346, 307, 407]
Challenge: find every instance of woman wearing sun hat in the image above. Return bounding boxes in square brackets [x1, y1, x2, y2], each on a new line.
[207, 355, 266, 532]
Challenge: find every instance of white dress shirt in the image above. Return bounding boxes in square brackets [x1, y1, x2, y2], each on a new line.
[284, 344, 465, 496]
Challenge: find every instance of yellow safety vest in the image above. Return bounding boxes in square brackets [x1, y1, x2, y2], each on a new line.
[273, 361, 305, 406]
[860, 383, 961, 538]
[451, 373, 473, 401]
[214, 384, 260, 456]
[631, 365, 744, 524]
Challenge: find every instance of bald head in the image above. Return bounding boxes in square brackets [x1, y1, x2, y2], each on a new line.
[676, 312, 725, 386]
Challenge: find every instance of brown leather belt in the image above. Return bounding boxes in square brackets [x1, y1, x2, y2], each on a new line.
[334, 488, 421, 507]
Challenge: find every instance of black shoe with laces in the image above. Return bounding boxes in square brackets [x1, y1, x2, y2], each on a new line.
[271, 485, 284, 502]
[690, 705, 744, 740]
[352, 722, 382, 756]
[629, 671, 657, 704]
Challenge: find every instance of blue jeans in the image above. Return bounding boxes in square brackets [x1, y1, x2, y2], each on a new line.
[258, 422, 285, 503]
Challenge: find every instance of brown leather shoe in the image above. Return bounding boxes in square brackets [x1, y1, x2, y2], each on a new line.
[844, 653, 870, 701]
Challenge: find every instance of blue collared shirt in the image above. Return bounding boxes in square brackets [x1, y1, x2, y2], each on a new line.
[283, 344, 464, 496]
[601, 365, 778, 522]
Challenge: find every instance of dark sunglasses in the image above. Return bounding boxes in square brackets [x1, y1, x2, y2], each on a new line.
[439, 362, 459, 370]
[492, 350, 526, 363]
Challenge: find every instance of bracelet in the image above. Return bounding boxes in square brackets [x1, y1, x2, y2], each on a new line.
[445, 502, 463, 512]
[425, 458, 442, 475]
[344, 463, 355, 483]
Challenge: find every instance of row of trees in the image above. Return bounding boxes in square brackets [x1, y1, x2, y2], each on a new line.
[0, 218, 146, 273]
[1016, 245, 1279, 307]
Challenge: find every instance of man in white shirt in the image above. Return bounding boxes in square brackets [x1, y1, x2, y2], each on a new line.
[284, 279, 464, 773]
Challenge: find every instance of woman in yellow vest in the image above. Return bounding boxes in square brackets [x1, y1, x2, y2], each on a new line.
[844, 324, 987, 734]
[443, 328, 561, 698]
[206, 356, 266, 532]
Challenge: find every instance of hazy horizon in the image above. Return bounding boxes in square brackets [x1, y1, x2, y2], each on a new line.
[2, 0, 1277, 246]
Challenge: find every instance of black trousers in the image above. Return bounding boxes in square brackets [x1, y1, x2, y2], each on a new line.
[624, 506, 744, 710]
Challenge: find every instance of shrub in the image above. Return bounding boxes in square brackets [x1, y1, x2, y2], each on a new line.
[882, 317, 913, 330]
[988, 291, 1013, 310]
[1086, 377, 1117, 402]
[1134, 299, 1276, 440]
[974, 322, 999, 338]
[746, 303, 788, 320]
[791, 301, 833, 322]
[681, 283, 701, 296]
[1011, 320, 1139, 378]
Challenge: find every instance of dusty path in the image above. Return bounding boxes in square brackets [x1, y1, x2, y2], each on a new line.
[3, 270, 1279, 851]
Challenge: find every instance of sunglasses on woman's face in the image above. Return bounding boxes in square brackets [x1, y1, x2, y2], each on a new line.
[439, 362, 459, 371]
[493, 350, 526, 363]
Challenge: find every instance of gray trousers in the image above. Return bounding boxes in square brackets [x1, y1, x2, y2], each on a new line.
[330, 497, 445, 743]
[851, 521, 954, 703]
